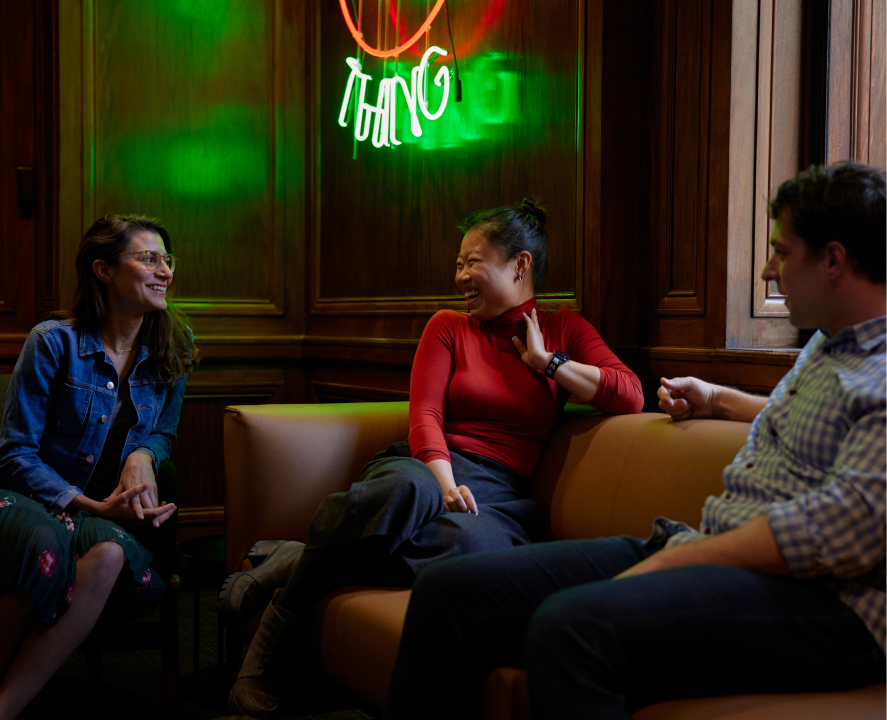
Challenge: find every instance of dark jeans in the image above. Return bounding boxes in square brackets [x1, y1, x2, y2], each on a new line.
[385, 538, 885, 719]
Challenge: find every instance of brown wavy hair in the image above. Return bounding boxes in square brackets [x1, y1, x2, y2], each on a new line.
[48, 214, 200, 385]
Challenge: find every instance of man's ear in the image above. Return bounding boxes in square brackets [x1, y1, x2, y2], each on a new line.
[823, 241, 848, 278]
[93, 258, 115, 285]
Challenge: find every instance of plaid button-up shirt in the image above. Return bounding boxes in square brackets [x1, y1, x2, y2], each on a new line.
[656, 315, 886, 653]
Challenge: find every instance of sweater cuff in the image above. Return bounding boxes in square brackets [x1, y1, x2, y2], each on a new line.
[414, 448, 452, 465]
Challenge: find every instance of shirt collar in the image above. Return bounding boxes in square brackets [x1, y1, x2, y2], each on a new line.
[820, 315, 886, 351]
[78, 322, 106, 357]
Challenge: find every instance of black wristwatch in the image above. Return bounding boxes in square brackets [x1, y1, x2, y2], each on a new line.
[544, 351, 570, 378]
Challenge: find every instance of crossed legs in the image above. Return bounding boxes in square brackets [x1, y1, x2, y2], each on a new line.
[0, 541, 124, 720]
[386, 539, 885, 719]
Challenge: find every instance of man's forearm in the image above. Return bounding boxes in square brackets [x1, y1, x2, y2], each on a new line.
[714, 386, 769, 423]
[617, 515, 790, 579]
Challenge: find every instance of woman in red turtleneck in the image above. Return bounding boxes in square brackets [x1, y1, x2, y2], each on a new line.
[224, 199, 644, 717]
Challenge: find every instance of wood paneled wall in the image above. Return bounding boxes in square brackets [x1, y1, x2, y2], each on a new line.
[1, 0, 884, 536]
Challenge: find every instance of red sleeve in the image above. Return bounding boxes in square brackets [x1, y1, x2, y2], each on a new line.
[408, 311, 456, 465]
[559, 312, 644, 414]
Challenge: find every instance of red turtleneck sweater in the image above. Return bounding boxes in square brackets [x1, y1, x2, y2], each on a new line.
[408, 298, 644, 480]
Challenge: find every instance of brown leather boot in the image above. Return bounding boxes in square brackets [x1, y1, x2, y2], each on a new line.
[227, 601, 301, 719]
[218, 540, 305, 627]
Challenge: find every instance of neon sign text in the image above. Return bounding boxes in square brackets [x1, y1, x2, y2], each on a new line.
[338, 46, 451, 149]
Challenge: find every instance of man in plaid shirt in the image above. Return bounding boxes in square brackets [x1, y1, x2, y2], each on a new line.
[386, 163, 886, 719]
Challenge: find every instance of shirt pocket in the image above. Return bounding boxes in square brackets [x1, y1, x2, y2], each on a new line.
[52, 378, 94, 435]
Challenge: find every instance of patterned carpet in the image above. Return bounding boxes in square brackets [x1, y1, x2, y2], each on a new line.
[18, 584, 377, 720]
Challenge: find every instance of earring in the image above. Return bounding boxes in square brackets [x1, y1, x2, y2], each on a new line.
[517, 275, 523, 281]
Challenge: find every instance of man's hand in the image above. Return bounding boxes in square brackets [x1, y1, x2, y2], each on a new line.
[657, 377, 717, 421]
[615, 516, 790, 580]
[104, 449, 159, 519]
[444, 485, 478, 514]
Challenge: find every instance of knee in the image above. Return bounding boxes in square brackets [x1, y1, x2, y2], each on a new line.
[86, 541, 126, 579]
[526, 587, 625, 669]
[366, 459, 440, 500]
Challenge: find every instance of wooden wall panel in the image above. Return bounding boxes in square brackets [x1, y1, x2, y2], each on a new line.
[598, 0, 651, 347]
[311, 0, 585, 318]
[58, 0, 306, 342]
[726, 0, 800, 349]
[851, 0, 887, 166]
[0, 0, 56, 353]
[652, 0, 709, 318]
[648, 0, 732, 350]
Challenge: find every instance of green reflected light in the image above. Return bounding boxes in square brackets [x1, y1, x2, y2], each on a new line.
[107, 105, 268, 199]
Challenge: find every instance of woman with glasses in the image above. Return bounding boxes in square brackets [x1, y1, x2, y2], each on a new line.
[0, 214, 198, 718]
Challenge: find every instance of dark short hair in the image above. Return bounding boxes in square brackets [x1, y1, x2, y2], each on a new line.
[457, 198, 549, 286]
[769, 163, 886, 283]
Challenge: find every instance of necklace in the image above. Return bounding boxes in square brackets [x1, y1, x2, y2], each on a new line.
[103, 336, 134, 354]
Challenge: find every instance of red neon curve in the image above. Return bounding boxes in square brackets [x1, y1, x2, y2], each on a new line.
[388, 0, 506, 59]
[339, 0, 447, 58]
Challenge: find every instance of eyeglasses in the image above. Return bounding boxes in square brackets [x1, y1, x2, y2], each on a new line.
[120, 250, 176, 273]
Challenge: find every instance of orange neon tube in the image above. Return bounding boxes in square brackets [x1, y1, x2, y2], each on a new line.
[339, 0, 447, 58]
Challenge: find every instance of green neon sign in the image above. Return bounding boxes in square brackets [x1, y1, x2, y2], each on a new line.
[339, 46, 451, 148]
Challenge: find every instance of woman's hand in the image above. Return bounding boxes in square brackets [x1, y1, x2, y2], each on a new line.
[512, 308, 552, 371]
[71, 484, 177, 527]
[104, 449, 159, 518]
[443, 485, 478, 514]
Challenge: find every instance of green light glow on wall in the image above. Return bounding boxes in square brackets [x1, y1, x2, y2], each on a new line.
[106, 105, 268, 199]
[369, 51, 522, 151]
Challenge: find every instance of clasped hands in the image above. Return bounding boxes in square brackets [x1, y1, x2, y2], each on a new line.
[102, 449, 176, 527]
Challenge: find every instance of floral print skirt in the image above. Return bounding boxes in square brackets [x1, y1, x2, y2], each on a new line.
[0, 490, 152, 625]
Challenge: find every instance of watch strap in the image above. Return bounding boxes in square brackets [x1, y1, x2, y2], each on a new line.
[544, 351, 570, 378]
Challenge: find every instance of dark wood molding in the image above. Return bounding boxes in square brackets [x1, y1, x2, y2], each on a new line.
[177, 505, 225, 527]
[637, 344, 798, 394]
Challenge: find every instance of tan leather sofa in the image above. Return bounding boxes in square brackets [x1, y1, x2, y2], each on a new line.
[224, 402, 886, 719]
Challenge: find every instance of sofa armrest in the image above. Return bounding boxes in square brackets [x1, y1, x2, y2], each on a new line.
[223, 402, 410, 574]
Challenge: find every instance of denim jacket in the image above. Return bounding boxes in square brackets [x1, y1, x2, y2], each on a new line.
[0, 319, 187, 512]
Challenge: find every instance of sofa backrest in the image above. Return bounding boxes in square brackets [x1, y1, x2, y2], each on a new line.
[531, 407, 752, 540]
[223, 402, 751, 573]
[224, 401, 411, 574]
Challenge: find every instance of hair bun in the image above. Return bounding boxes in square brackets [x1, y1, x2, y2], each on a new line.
[520, 198, 547, 227]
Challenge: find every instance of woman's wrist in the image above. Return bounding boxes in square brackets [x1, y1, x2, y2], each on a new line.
[68, 493, 98, 514]
[535, 351, 554, 371]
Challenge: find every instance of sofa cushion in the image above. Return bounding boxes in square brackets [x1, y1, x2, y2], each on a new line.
[314, 587, 412, 710]
[483, 668, 886, 720]
[531, 412, 751, 540]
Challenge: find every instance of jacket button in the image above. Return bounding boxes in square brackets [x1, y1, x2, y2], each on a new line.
[746, 462, 754, 469]
[704, 528, 711, 535]
[100, 415, 108, 423]
[86, 455, 94, 463]
[106, 381, 114, 390]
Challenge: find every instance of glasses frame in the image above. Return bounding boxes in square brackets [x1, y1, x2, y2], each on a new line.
[119, 250, 176, 273]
